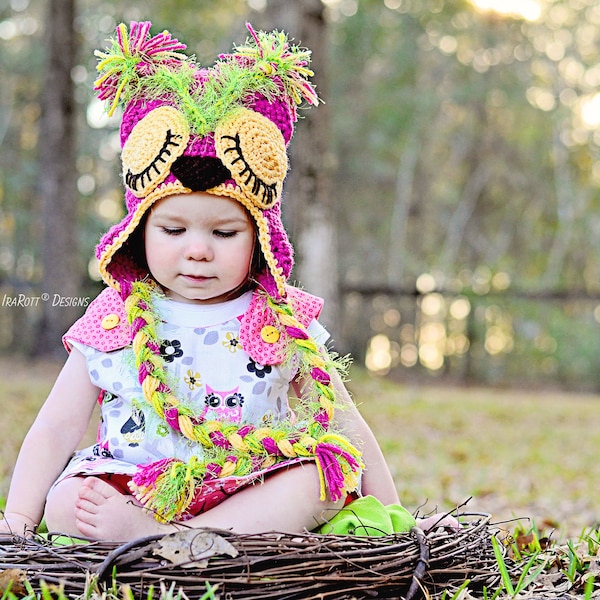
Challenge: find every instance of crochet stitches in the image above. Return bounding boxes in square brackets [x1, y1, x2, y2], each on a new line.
[95, 22, 318, 138]
[95, 21, 188, 117]
[121, 106, 190, 198]
[125, 281, 363, 522]
[94, 21, 313, 301]
[215, 108, 287, 209]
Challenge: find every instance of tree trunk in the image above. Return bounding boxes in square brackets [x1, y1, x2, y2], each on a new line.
[256, 0, 342, 345]
[34, 0, 80, 357]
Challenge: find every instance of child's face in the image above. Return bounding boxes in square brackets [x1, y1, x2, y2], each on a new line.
[144, 191, 255, 304]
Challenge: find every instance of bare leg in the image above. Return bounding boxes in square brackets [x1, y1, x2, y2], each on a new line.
[44, 476, 168, 539]
[50, 463, 345, 541]
[74, 478, 172, 539]
[45, 477, 86, 536]
[180, 463, 346, 534]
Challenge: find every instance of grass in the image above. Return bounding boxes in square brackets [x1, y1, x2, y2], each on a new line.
[2, 356, 600, 597]
[349, 372, 600, 540]
[0, 578, 219, 600]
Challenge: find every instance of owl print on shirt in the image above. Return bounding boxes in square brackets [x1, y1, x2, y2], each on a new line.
[120, 403, 146, 446]
[203, 385, 245, 422]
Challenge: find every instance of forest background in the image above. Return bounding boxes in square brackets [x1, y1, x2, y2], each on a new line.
[2, 0, 600, 392]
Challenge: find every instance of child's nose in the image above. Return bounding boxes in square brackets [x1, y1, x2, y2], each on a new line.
[185, 237, 213, 261]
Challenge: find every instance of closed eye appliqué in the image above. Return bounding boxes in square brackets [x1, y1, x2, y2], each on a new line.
[125, 129, 185, 193]
[215, 108, 288, 209]
[121, 105, 190, 198]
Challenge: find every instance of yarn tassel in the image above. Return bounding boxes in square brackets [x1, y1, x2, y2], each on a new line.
[314, 438, 363, 502]
[130, 458, 198, 522]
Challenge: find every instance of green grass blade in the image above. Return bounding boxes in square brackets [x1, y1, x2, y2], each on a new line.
[491, 534, 515, 596]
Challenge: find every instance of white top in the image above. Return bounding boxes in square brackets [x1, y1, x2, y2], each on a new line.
[58, 292, 327, 480]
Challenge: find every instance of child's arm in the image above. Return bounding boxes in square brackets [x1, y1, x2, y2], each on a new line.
[329, 370, 461, 531]
[327, 370, 401, 504]
[0, 348, 100, 535]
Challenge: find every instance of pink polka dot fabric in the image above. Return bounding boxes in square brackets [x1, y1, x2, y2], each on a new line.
[63, 288, 130, 352]
[64, 286, 323, 365]
[239, 287, 324, 365]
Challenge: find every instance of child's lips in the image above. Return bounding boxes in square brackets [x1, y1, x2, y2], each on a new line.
[182, 274, 212, 283]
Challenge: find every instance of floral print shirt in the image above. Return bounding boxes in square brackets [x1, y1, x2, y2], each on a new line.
[58, 292, 326, 480]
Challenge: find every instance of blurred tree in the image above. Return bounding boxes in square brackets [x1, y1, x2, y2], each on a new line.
[329, 0, 600, 296]
[252, 0, 342, 338]
[0, 1, 46, 353]
[35, 0, 80, 356]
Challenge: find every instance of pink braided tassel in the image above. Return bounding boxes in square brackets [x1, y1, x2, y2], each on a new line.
[315, 443, 362, 502]
[131, 457, 178, 489]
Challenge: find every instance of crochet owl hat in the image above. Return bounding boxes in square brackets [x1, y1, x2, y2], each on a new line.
[94, 21, 319, 300]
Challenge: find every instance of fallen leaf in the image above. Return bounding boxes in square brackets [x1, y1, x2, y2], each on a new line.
[0, 568, 28, 597]
[516, 532, 535, 551]
[154, 529, 238, 568]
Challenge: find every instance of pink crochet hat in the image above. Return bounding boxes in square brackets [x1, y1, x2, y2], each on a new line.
[94, 21, 318, 299]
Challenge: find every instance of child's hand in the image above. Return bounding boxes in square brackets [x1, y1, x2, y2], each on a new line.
[416, 513, 461, 532]
[0, 513, 37, 537]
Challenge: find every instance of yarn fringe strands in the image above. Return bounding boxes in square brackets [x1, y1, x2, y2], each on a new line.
[125, 281, 363, 522]
[94, 21, 188, 116]
[94, 22, 319, 133]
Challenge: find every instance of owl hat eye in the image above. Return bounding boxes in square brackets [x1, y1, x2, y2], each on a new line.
[93, 21, 318, 299]
[121, 106, 190, 197]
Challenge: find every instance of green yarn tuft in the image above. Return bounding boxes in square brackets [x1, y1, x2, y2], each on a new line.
[96, 23, 318, 134]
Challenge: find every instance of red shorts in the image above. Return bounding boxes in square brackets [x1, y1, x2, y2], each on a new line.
[95, 462, 330, 521]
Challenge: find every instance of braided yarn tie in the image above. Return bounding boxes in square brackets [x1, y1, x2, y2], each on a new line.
[125, 281, 363, 522]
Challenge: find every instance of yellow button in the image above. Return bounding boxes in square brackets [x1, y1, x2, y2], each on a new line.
[101, 314, 120, 330]
[260, 325, 280, 344]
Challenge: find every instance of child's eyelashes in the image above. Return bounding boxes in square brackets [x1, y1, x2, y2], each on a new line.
[159, 226, 238, 238]
[161, 226, 185, 236]
[214, 230, 237, 238]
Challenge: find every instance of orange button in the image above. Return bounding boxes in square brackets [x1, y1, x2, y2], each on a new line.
[260, 325, 280, 344]
[101, 314, 120, 330]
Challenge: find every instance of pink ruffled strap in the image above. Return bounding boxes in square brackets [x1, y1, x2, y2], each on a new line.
[239, 286, 324, 365]
[63, 287, 131, 352]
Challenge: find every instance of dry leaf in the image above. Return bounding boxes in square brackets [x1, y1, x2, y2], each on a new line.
[516, 532, 535, 551]
[154, 529, 238, 568]
[0, 568, 28, 597]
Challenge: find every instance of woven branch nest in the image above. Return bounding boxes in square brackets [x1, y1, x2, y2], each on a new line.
[0, 512, 510, 599]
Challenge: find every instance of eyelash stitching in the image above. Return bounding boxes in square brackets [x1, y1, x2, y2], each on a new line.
[220, 133, 278, 206]
[125, 130, 184, 192]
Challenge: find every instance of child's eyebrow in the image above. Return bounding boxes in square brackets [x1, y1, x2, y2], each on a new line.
[210, 216, 251, 227]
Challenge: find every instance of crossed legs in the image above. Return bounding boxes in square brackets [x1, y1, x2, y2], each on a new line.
[44, 463, 345, 541]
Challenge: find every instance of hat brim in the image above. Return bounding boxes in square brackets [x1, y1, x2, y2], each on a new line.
[97, 180, 189, 294]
